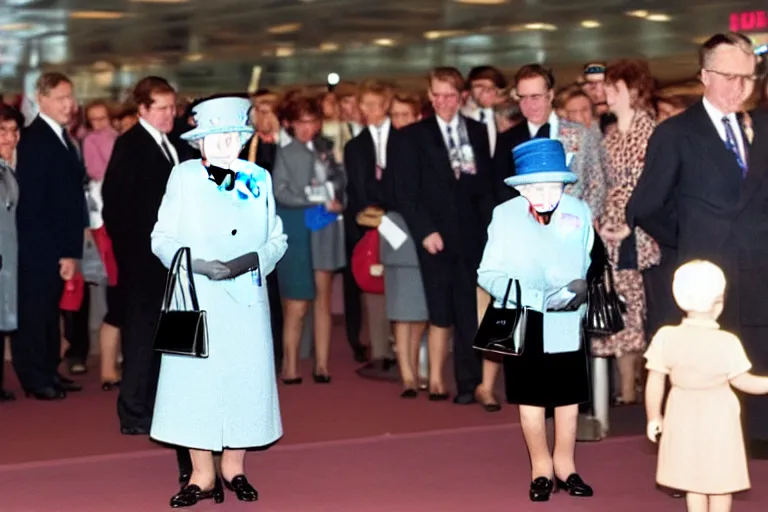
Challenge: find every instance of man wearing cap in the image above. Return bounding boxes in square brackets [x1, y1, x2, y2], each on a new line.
[581, 62, 618, 134]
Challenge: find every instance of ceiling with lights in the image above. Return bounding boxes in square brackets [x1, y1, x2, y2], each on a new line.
[0, 0, 766, 94]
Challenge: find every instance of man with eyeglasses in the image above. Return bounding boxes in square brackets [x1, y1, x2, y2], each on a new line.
[627, 32, 768, 458]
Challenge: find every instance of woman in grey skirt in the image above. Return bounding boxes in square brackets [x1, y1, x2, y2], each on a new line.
[0, 105, 21, 402]
[273, 95, 346, 384]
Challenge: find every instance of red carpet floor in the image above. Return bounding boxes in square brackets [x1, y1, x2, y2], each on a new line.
[1, 325, 766, 510]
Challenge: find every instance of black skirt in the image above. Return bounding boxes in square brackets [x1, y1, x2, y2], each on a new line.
[104, 285, 125, 328]
[503, 310, 591, 408]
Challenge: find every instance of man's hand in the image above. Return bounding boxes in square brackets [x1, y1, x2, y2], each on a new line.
[59, 258, 77, 281]
[325, 199, 343, 213]
[422, 232, 444, 255]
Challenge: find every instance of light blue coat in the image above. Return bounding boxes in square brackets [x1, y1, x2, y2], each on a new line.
[477, 194, 593, 353]
[149, 158, 287, 451]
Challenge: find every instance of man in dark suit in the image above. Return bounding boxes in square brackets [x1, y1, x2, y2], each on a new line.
[102, 76, 193, 481]
[389, 67, 495, 405]
[13, 72, 86, 400]
[344, 80, 397, 377]
[627, 33, 768, 454]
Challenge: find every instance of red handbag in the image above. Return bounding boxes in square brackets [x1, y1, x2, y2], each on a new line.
[91, 226, 119, 286]
[60, 272, 85, 312]
[351, 230, 385, 294]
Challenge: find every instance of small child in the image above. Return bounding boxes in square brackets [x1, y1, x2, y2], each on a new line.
[644, 259, 768, 512]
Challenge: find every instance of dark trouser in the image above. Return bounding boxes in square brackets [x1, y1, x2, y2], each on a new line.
[267, 272, 284, 369]
[63, 284, 91, 365]
[12, 272, 63, 392]
[341, 266, 365, 355]
[117, 301, 161, 431]
[643, 247, 681, 339]
[422, 257, 481, 396]
[741, 326, 768, 441]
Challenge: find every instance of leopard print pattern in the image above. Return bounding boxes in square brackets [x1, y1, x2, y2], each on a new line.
[593, 110, 659, 358]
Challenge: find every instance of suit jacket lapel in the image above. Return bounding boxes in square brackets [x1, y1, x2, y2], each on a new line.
[734, 111, 762, 217]
[689, 102, 744, 181]
[137, 123, 173, 171]
[427, 116, 453, 175]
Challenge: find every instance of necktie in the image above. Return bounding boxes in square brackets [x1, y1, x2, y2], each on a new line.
[63, 130, 79, 158]
[479, 110, 486, 124]
[160, 139, 174, 165]
[445, 125, 461, 179]
[722, 117, 747, 177]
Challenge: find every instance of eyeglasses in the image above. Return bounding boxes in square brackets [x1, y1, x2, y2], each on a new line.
[703, 69, 757, 83]
[517, 93, 548, 103]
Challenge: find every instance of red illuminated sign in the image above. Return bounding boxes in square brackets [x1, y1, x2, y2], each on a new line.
[730, 11, 768, 32]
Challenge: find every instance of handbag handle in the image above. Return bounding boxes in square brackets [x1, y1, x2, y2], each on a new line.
[160, 247, 201, 312]
[500, 279, 522, 309]
[602, 250, 617, 292]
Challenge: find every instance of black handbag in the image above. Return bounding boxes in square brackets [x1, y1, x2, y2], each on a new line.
[153, 247, 209, 358]
[473, 279, 529, 356]
[586, 256, 626, 337]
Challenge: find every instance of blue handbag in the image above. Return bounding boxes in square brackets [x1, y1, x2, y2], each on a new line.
[304, 205, 338, 232]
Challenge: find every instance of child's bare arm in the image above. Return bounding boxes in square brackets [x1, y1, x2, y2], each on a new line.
[731, 372, 768, 394]
[645, 370, 666, 421]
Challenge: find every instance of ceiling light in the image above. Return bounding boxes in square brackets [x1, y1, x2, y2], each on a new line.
[374, 38, 395, 46]
[69, 11, 126, 20]
[185, 53, 203, 62]
[267, 23, 301, 34]
[524, 23, 557, 31]
[626, 10, 649, 18]
[424, 30, 466, 40]
[581, 20, 600, 28]
[454, 0, 507, 4]
[319, 42, 339, 52]
[275, 47, 294, 57]
[647, 13, 671, 22]
[0, 23, 33, 31]
[130, 0, 188, 3]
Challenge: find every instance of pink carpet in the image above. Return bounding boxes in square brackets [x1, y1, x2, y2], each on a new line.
[1, 425, 766, 511]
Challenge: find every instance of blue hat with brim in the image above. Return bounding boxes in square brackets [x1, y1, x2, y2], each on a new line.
[181, 97, 254, 147]
[504, 138, 577, 188]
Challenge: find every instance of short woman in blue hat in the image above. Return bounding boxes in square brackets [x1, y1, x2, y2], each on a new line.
[478, 138, 594, 502]
[150, 96, 287, 508]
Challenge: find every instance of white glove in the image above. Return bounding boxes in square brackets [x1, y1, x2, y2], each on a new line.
[647, 418, 663, 443]
[191, 259, 231, 281]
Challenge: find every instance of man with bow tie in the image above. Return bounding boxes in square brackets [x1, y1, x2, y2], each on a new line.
[627, 32, 768, 457]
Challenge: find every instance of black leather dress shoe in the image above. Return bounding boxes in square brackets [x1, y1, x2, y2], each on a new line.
[170, 477, 224, 508]
[120, 426, 150, 436]
[25, 387, 66, 400]
[529, 477, 554, 502]
[54, 376, 82, 393]
[56, 373, 75, 385]
[452, 393, 477, 405]
[0, 389, 15, 402]
[224, 475, 258, 502]
[101, 380, 121, 391]
[556, 473, 593, 497]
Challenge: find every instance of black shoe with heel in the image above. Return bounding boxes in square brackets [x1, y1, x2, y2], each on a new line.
[170, 476, 224, 508]
[555, 473, 593, 497]
[312, 372, 331, 384]
[223, 475, 258, 502]
[529, 477, 554, 502]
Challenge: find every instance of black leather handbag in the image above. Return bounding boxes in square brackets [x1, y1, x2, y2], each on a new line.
[586, 257, 626, 337]
[153, 247, 209, 358]
[473, 279, 529, 357]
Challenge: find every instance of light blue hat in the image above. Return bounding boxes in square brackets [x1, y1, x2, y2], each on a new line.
[181, 97, 254, 147]
[504, 138, 577, 187]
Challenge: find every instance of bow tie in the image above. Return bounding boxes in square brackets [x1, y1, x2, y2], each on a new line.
[206, 164, 236, 190]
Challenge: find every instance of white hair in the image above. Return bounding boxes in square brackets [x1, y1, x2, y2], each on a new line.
[672, 260, 726, 313]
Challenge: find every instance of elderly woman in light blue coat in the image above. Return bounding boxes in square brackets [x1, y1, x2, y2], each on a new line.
[150, 97, 287, 508]
[477, 138, 594, 503]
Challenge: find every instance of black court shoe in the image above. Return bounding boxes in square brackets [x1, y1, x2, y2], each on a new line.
[556, 473, 594, 497]
[529, 477, 554, 502]
[223, 475, 258, 502]
[170, 477, 224, 508]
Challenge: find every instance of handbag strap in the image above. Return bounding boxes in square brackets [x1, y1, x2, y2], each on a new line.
[160, 247, 201, 312]
[499, 279, 522, 310]
[602, 253, 617, 292]
[501, 279, 513, 305]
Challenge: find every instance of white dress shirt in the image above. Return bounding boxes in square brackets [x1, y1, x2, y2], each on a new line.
[368, 117, 391, 168]
[435, 113, 460, 151]
[475, 107, 497, 156]
[702, 96, 746, 162]
[139, 117, 179, 166]
[39, 112, 68, 148]
[527, 110, 560, 140]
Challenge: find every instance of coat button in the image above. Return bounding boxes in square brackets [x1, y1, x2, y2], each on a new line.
[231, 229, 237, 235]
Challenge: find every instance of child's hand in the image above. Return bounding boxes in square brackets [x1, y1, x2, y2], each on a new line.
[647, 418, 662, 443]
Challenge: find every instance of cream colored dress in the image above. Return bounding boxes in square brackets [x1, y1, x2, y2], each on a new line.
[645, 318, 752, 494]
